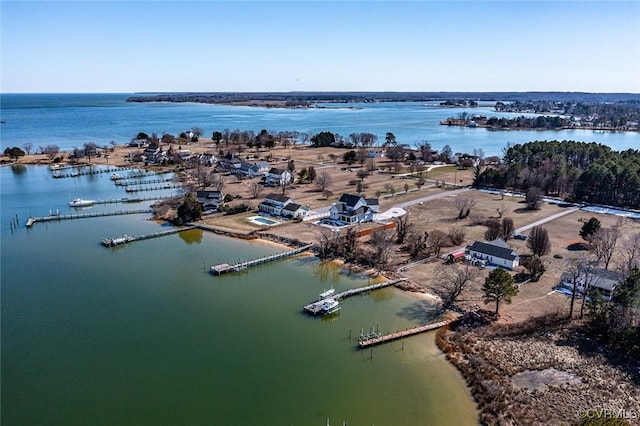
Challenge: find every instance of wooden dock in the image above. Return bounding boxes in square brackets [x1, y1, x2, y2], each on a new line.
[357, 317, 456, 349]
[303, 278, 406, 315]
[115, 177, 177, 186]
[91, 195, 174, 205]
[51, 166, 134, 178]
[102, 226, 196, 247]
[210, 244, 313, 275]
[26, 209, 151, 227]
[125, 184, 181, 193]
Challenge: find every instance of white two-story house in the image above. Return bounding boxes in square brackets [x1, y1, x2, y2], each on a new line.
[264, 168, 292, 187]
[329, 193, 379, 224]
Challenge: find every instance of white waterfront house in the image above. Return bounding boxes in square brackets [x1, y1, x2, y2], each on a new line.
[466, 239, 520, 269]
[329, 193, 379, 224]
[258, 194, 296, 217]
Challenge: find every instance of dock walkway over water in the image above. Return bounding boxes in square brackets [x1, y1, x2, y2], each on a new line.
[210, 244, 313, 275]
[102, 226, 196, 247]
[357, 317, 456, 348]
[52, 166, 135, 178]
[303, 278, 407, 315]
[26, 209, 151, 227]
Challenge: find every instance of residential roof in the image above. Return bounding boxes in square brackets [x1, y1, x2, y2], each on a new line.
[282, 203, 303, 212]
[466, 239, 518, 261]
[268, 167, 287, 175]
[338, 193, 363, 208]
[560, 269, 623, 291]
[263, 193, 292, 203]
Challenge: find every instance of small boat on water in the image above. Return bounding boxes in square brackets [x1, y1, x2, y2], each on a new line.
[319, 288, 335, 300]
[69, 198, 95, 207]
[110, 173, 123, 180]
[320, 298, 341, 315]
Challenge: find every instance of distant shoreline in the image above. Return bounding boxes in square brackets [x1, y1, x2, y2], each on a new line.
[125, 91, 640, 106]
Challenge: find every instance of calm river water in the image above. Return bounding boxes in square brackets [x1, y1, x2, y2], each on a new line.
[1, 165, 478, 425]
[1, 94, 636, 425]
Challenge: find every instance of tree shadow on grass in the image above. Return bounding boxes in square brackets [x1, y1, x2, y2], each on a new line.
[567, 242, 590, 251]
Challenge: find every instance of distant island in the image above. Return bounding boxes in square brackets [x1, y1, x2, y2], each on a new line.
[126, 91, 640, 108]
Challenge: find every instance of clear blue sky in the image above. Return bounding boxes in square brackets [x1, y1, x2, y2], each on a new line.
[2, 1, 639, 93]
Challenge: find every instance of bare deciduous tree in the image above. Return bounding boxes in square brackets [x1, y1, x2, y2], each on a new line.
[395, 214, 412, 244]
[435, 264, 480, 306]
[248, 182, 263, 199]
[448, 227, 465, 246]
[370, 229, 394, 270]
[384, 183, 395, 196]
[314, 169, 332, 192]
[618, 233, 640, 278]
[428, 229, 448, 257]
[591, 227, 620, 270]
[404, 231, 429, 259]
[453, 197, 477, 219]
[210, 174, 225, 192]
[496, 204, 508, 218]
[484, 219, 501, 241]
[22, 142, 33, 155]
[501, 217, 515, 241]
[527, 226, 551, 257]
[565, 255, 597, 319]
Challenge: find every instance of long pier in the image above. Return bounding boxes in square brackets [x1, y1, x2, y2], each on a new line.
[357, 317, 456, 349]
[115, 177, 177, 186]
[303, 278, 406, 315]
[51, 166, 135, 178]
[26, 209, 151, 227]
[91, 195, 175, 205]
[125, 184, 182, 193]
[101, 226, 196, 247]
[210, 244, 313, 275]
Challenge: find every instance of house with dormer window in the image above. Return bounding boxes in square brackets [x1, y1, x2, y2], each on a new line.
[329, 193, 379, 224]
[264, 168, 292, 187]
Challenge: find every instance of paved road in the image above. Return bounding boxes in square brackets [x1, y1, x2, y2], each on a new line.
[514, 207, 581, 234]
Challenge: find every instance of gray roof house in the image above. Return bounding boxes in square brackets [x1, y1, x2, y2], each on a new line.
[265, 168, 292, 187]
[466, 239, 520, 269]
[559, 268, 622, 301]
[196, 190, 224, 213]
[237, 161, 270, 179]
[258, 194, 297, 217]
[329, 194, 379, 224]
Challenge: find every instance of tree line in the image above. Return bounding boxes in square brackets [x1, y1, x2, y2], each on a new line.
[474, 140, 640, 209]
[495, 99, 640, 128]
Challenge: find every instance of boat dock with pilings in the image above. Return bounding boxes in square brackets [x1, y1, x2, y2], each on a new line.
[26, 209, 151, 227]
[357, 317, 456, 349]
[210, 244, 313, 275]
[303, 278, 407, 316]
[101, 226, 196, 247]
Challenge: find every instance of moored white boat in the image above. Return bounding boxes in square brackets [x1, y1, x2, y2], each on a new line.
[320, 298, 341, 315]
[69, 198, 95, 207]
[110, 173, 123, 180]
